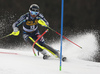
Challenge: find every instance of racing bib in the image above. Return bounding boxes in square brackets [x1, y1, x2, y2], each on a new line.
[26, 19, 38, 26]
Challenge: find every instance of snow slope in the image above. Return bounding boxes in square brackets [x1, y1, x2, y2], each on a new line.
[0, 32, 100, 74]
[0, 49, 100, 74]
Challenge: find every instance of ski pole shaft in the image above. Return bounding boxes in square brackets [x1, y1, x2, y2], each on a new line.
[0, 33, 13, 40]
[56, 32, 82, 48]
[47, 26, 82, 49]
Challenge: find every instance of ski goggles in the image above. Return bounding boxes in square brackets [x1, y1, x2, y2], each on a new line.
[29, 10, 39, 15]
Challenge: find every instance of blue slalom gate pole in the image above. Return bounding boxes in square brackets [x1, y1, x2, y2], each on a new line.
[59, 0, 64, 71]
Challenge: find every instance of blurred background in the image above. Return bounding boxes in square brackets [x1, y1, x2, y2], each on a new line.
[0, 0, 100, 49]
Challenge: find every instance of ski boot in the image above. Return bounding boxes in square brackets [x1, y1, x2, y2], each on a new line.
[41, 50, 50, 59]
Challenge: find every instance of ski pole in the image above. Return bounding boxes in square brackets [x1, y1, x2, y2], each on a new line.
[32, 29, 49, 56]
[0, 31, 20, 40]
[48, 26, 82, 49]
[0, 33, 13, 40]
[0, 19, 25, 40]
[38, 20, 82, 49]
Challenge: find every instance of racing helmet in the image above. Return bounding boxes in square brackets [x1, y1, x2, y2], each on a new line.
[29, 4, 39, 16]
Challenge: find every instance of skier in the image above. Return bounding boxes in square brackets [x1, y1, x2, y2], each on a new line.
[12, 4, 66, 61]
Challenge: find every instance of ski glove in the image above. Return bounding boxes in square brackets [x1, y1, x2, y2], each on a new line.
[38, 19, 47, 27]
[12, 27, 20, 36]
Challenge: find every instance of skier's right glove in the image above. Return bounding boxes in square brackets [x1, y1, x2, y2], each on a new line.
[12, 27, 20, 36]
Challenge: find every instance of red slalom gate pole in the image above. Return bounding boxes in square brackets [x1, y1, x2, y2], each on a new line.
[32, 29, 49, 56]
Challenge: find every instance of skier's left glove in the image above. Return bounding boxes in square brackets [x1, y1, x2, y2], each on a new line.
[38, 19, 48, 27]
[12, 27, 20, 36]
